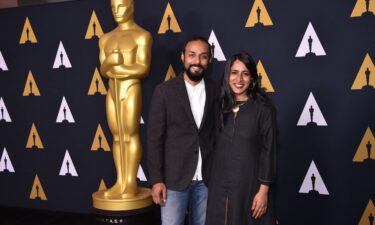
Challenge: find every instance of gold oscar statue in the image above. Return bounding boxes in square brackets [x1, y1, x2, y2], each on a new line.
[92, 0, 153, 211]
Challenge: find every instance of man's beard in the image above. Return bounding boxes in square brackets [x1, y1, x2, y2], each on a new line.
[185, 64, 206, 82]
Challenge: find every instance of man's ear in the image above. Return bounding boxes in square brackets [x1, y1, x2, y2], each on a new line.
[181, 52, 184, 62]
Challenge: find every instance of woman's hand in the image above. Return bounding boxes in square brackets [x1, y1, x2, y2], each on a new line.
[251, 184, 269, 219]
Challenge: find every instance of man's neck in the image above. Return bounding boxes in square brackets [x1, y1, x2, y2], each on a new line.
[183, 73, 202, 86]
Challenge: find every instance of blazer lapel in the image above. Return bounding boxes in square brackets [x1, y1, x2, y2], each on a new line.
[175, 74, 197, 129]
[199, 78, 213, 131]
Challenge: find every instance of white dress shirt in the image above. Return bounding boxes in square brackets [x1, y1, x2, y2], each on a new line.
[185, 79, 206, 181]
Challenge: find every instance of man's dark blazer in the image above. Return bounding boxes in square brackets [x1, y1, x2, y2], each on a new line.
[147, 74, 220, 191]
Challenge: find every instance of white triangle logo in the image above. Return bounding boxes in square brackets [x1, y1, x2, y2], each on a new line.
[56, 96, 75, 123]
[59, 150, 78, 176]
[0, 147, 15, 173]
[208, 30, 226, 61]
[299, 160, 329, 195]
[137, 165, 147, 181]
[140, 116, 144, 124]
[295, 22, 326, 57]
[53, 41, 72, 69]
[0, 97, 12, 122]
[297, 92, 327, 126]
[0, 51, 8, 71]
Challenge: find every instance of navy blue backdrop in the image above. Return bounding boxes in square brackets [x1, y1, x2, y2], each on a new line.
[0, 0, 374, 225]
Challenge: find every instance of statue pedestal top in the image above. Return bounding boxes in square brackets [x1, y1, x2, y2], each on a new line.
[92, 187, 153, 211]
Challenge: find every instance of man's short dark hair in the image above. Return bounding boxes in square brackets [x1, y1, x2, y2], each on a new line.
[182, 36, 212, 59]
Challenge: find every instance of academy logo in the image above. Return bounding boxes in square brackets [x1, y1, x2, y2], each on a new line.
[358, 199, 375, 225]
[164, 64, 176, 81]
[245, 0, 273, 28]
[0, 50, 8, 71]
[295, 22, 326, 58]
[23, 70, 41, 96]
[56, 96, 75, 123]
[26, 123, 44, 150]
[0, 147, 15, 173]
[137, 165, 147, 181]
[59, 150, 78, 177]
[53, 41, 72, 69]
[297, 92, 327, 126]
[0, 97, 12, 123]
[98, 178, 107, 191]
[19, 17, 37, 44]
[351, 53, 375, 90]
[353, 127, 375, 162]
[299, 160, 329, 195]
[351, 0, 375, 18]
[29, 174, 47, 200]
[208, 30, 226, 61]
[256, 60, 275, 92]
[158, 2, 181, 34]
[91, 124, 110, 151]
[85, 10, 104, 39]
[88, 68, 107, 95]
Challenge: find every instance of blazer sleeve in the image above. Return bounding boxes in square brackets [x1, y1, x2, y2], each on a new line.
[147, 85, 167, 186]
[258, 105, 277, 185]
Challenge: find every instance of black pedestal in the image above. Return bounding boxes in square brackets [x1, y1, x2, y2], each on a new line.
[92, 204, 161, 225]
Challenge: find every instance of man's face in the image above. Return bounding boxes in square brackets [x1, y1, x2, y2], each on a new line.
[111, 0, 134, 23]
[181, 40, 211, 82]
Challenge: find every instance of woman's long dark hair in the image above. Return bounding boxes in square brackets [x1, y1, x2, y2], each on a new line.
[218, 52, 270, 130]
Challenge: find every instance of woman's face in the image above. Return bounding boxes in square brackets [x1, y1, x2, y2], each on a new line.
[228, 60, 252, 101]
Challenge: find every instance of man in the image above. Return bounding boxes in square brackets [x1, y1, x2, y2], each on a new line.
[147, 37, 219, 225]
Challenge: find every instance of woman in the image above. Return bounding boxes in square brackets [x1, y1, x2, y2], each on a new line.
[206, 52, 277, 225]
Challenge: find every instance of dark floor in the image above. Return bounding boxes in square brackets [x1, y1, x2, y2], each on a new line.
[0, 207, 93, 225]
[0, 206, 161, 225]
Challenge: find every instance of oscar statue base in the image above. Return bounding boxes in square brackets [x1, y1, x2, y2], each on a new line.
[92, 204, 160, 225]
[92, 187, 153, 211]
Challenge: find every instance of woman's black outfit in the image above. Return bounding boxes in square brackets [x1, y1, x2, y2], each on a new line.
[206, 100, 277, 225]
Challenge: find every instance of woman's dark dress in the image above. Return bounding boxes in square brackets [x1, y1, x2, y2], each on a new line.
[206, 100, 276, 225]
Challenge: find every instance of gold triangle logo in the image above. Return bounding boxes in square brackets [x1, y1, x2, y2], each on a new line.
[85, 10, 104, 39]
[164, 64, 176, 81]
[245, 0, 273, 28]
[88, 68, 107, 95]
[358, 199, 375, 225]
[98, 178, 107, 191]
[23, 70, 41, 96]
[353, 127, 375, 162]
[91, 124, 111, 151]
[350, 0, 375, 17]
[351, 53, 375, 90]
[158, 2, 182, 34]
[26, 123, 44, 149]
[19, 17, 38, 44]
[29, 174, 47, 200]
[256, 60, 275, 92]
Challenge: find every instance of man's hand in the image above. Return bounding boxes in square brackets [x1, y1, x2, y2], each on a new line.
[151, 183, 167, 206]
